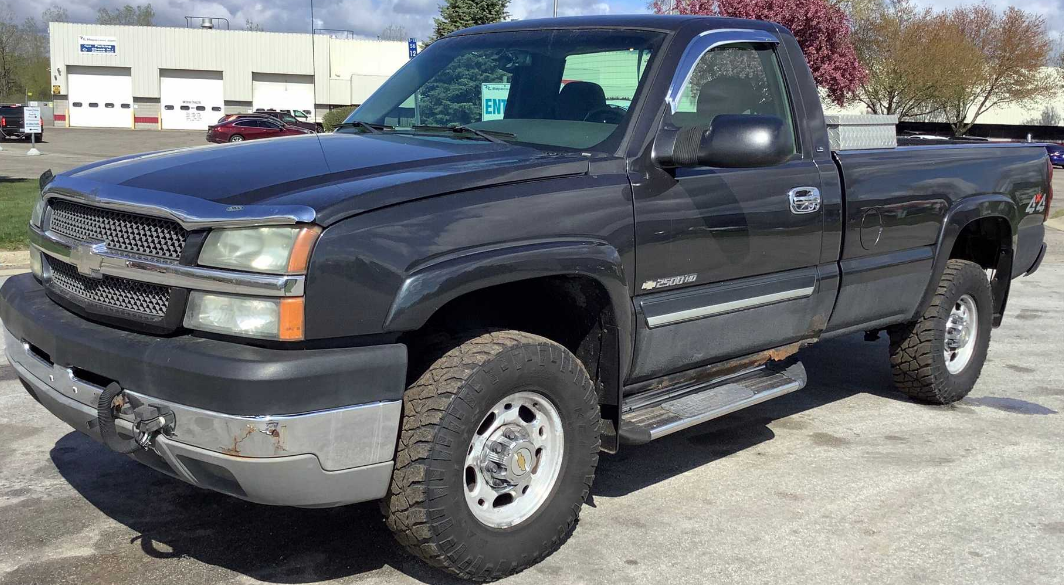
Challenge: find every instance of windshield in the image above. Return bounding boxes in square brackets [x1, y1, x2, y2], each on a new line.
[343, 29, 664, 151]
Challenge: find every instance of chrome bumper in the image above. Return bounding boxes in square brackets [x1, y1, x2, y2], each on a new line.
[5, 326, 401, 507]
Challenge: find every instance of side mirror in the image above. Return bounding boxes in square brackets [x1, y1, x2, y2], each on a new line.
[652, 114, 792, 169]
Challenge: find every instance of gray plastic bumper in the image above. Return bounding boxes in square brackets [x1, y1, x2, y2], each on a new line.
[6, 325, 400, 508]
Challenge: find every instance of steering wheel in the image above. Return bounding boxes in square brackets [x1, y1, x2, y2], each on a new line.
[583, 107, 625, 124]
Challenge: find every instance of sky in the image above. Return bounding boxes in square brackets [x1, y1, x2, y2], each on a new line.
[5, 0, 1063, 41]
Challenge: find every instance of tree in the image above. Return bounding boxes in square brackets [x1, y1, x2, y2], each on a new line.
[430, 0, 508, 44]
[41, 5, 69, 23]
[934, 4, 1056, 136]
[1022, 105, 1061, 127]
[0, 3, 21, 101]
[651, 0, 866, 105]
[851, 0, 969, 119]
[96, 4, 156, 26]
[244, 19, 263, 32]
[379, 24, 407, 42]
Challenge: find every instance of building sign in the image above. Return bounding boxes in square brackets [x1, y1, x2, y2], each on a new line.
[23, 107, 42, 134]
[79, 35, 118, 55]
[481, 83, 510, 121]
[408, 38, 418, 59]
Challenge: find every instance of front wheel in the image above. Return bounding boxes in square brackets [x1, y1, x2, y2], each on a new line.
[889, 259, 993, 404]
[383, 330, 600, 581]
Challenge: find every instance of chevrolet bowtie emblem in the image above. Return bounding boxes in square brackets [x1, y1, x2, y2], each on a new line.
[516, 451, 527, 472]
[70, 242, 107, 279]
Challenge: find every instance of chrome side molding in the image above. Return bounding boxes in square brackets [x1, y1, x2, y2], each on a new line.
[645, 285, 815, 328]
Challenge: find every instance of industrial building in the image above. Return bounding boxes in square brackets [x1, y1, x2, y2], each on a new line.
[47, 22, 409, 130]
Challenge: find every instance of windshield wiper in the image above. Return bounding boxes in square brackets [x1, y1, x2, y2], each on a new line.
[411, 125, 515, 144]
[335, 121, 393, 134]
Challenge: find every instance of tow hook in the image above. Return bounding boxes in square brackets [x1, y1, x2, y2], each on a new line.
[98, 382, 175, 454]
[132, 404, 176, 449]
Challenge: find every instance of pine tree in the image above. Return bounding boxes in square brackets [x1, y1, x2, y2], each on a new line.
[430, 0, 509, 44]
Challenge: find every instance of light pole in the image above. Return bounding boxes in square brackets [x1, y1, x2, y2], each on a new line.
[553, 0, 558, 17]
[310, 0, 318, 123]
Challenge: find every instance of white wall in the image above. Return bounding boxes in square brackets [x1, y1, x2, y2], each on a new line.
[49, 22, 407, 107]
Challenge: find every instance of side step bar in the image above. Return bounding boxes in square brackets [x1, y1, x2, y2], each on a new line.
[619, 362, 807, 444]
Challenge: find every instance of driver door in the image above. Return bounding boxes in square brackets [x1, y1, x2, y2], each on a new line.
[628, 33, 830, 382]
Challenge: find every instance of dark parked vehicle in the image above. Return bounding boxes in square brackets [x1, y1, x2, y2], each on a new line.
[1046, 143, 1064, 167]
[2, 15, 1051, 581]
[254, 109, 322, 133]
[206, 116, 312, 143]
[0, 104, 43, 141]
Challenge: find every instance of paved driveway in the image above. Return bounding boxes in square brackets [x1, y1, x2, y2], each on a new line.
[0, 128, 206, 180]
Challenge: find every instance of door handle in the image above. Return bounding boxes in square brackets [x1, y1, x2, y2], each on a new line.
[788, 187, 821, 214]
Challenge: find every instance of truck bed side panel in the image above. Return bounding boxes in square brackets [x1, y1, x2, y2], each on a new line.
[826, 144, 1046, 335]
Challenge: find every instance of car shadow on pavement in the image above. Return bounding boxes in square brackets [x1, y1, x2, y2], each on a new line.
[592, 333, 913, 499]
[49, 434, 467, 584]
[45, 333, 906, 584]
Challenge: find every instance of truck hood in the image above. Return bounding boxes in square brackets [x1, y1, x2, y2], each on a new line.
[49, 133, 590, 226]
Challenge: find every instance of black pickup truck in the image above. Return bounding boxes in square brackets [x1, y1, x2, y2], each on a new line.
[0, 15, 1051, 581]
[0, 104, 43, 141]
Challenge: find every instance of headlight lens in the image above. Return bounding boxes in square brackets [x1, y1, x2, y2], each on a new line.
[30, 194, 46, 228]
[198, 226, 320, 274]
[184, 292, 304, 340]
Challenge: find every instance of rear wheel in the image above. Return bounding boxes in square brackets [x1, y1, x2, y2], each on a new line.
[228, 134, 244, 142]
[889, 259, 992, 404]
[383, 330, 600, 581]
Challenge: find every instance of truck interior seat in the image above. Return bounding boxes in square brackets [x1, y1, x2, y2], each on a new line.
[557, 81, 607, 121]
[696, 76, 759, 123]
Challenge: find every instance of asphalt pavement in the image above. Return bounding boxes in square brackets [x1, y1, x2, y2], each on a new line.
[0, 130, 1062, 585]
[0, 127, 206, 180]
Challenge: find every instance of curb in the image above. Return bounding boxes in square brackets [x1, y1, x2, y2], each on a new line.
[1046, 217, 1064, 232]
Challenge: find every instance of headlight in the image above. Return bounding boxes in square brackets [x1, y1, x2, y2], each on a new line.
[30, 194, 46, 229]
[184, 292, 304, 340]
[198, 225, 320, 274]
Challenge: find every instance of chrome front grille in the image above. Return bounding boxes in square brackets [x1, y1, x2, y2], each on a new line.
[48, 199, 189, 261]
[47, 256, 171, 317]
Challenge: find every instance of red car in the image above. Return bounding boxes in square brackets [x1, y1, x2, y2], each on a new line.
[206, 116, 312, 143]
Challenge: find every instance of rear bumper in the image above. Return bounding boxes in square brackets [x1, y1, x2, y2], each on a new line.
[1025, 242, 1048, 277]
[1, 274, 408, 507]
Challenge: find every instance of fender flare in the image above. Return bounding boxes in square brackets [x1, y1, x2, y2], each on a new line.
[383, 238, 635, 386]
[913, 194, 1017, 321]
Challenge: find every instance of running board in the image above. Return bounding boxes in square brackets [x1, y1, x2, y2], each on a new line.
[619, 362, 807, 444]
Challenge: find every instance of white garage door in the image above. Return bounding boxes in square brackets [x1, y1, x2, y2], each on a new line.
[161, 70, 224, 130]
[68, 66, 133, 128]
[252, 73, 314, 120]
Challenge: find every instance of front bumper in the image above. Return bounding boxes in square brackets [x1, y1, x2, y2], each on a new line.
[2, 275, 407, 508]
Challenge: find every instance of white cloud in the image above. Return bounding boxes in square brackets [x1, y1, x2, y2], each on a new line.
[11, 0, 639, 40]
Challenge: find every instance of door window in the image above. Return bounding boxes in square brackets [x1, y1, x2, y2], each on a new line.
[671, 43, 796, 154]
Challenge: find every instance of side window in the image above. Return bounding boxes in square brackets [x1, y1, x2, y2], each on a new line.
[672, 43, 796, 154]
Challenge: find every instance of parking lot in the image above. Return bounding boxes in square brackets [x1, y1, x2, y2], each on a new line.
[0, 128, 206, 180]
[1, 128, 1063, 585]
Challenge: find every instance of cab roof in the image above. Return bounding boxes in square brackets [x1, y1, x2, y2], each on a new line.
[452, 15, 781, 37]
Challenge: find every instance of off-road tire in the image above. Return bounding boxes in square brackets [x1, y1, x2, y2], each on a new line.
[888, 259, 992, 404]
[383, 330, 600, 581]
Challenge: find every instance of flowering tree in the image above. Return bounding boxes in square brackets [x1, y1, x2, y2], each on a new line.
[651, 0, 866, 105]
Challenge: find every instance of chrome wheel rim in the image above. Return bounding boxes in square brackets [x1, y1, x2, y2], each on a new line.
[230, 136, 243, 142]
[944, 294, 978, 374]
[463, 391, 564, 529]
